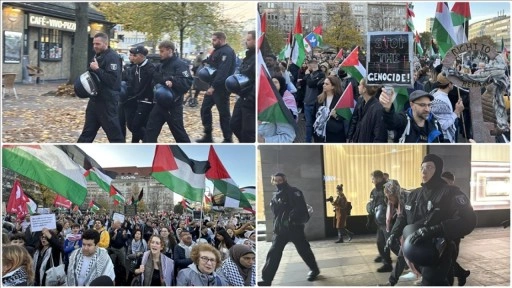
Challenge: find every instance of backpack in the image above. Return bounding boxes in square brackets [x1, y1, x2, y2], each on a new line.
[346, 202, 353, 216]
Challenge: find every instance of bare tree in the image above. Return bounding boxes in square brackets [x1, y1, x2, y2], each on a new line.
[69, 3, 89, 84]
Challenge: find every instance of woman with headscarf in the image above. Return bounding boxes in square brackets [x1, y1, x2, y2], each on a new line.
[2, 245, 34, 286]
[176, 243, 228, 286]
[220, 244, 256, 286]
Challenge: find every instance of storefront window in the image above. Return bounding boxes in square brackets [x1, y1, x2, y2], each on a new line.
[40, 28, 62, 61]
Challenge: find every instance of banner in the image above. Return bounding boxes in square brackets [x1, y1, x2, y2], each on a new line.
[366, 32, 414, 86]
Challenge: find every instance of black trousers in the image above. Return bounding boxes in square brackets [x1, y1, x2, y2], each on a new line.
[200, 88, 232, 139]
[120, 100, 137, 139]
[230, 96, 255, 143]
[420, 240, 455, 286]
[377, 226, 392, 265]
[389, 247, 407, 285]
[78, 97, 125, 143]
[129, 102, 153, 143]
[261, 226, 319, 283]
[143, 103, 190, 143]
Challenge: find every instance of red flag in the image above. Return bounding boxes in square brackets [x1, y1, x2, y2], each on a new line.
[54, 194, 72, 209]
[293, 7, 302, 34]
[415, 31, 421, 43]
[335, 48, 344, 59]
[6, 180, 29, 219]
[313, 24, 322, 35]
[73, 205, 79, 212]
[204, 194, 212, 204]
[261, 12, 267, 34]
[334, 82, 356, 120]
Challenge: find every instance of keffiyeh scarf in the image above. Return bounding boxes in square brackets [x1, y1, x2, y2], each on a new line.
[2, 267, 29, 286]
[68, 247, 110, 286]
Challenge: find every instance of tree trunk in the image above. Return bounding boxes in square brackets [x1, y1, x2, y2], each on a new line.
[69, 3, 90, 85]
[180, 28, 185, 59]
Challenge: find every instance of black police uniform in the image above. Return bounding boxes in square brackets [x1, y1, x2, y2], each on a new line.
[390, 172, 476, 285]
[143, 55, 193, 143]
[119, 62, 136, 139]
[261, 182, 319, 284]
[230, 47, 255, 143]
[126, 58, 156, 142]
[367, 180, 392, 269]
[200, 43, 236, 141]
[78, 48, 125, 143]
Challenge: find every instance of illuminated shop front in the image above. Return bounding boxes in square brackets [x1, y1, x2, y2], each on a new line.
[258, 145, 510, 241]
[2, 3, 114, 82]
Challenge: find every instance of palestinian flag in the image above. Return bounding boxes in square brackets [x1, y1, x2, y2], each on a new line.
[130, 188, 144, 205]
[151, 146, 210, 202]
[240, 186, 256, 212]
[340, 46, 366, 82]
[335, 48, 344, 60]
[206, 146, 252, 210]
[334, 82, 356, 120]
[257, 61, 298, 131]
[415, 31, 424, 56]
[54, 194, 72, 209]
[2, 145, 88, 205]
[88, 200, 100, 213]
[278, 30, 292, 61]
[111, 188, 126, 206]
[24, 193, 38, 214]
[451, 2, 471, 45]
[432, 2, 458, 57]
[84, 167, 120, 197]
[405, 2, 415, 32]
[394, 87, 410, 112]
[181, 199, 193, 212]
[312, 24, 323, 47]
[290, 7, 306, 67]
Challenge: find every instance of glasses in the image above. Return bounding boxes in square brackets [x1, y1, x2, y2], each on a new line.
[414, 102, 433, 108]
[199, 256, 217, 264]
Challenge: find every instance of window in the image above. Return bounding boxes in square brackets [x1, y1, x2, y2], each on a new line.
[39, 28, 62, 61]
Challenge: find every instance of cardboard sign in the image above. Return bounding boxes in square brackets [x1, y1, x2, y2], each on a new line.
[30, 214, 56, 232]
[112, 212, 125, 224]
[366, 32, 414, 86]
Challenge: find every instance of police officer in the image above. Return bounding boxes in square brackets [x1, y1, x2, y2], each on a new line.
[197, 31, 236, 143]
[259, 173, 320, 286]
[387, 154, 476, 286]
[143, 41, 193, 143]
[229, 30, 256, 143]
[78, 32, 125, 143]
[126, 45, 155, 143]
[367, 170, 393, 272]
[119, 53, 135, 139]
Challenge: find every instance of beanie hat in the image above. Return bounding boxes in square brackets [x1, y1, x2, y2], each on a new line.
[422, 154, 443, 179]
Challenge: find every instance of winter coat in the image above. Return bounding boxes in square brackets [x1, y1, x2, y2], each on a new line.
[176, 263, 228, 286]
[348, 95, 388, 143]
[333, 194, 349, 229]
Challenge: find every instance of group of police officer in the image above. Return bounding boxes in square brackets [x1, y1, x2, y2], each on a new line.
[76, 30, 255, 143]
[261, 153, 476, 286]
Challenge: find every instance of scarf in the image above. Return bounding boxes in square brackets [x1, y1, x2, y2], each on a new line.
[140, 251, 174, 286]
[2, 267, 29, 286]
[178, 242, 194, 258]
[229, 244, 254, 286]
[33, 246, 52, 286]
[67, 247, 110, 286]
[131, 239, 146, 254]
[142, 252, 162, 286]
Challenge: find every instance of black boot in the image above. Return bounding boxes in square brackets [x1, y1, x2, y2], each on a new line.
[307, 269, 320, 281]
[347, 231, 354, 242]
[334, 238, 344, 243]
[222, 137, 233, 143]
[196, 128, 213, 143]
[377, 263, 393, 273]
[458, 270, 470, 286]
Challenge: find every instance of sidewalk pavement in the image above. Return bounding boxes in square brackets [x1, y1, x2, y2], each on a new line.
[257, 227, 510, 286]
[2, 81, 237, 143]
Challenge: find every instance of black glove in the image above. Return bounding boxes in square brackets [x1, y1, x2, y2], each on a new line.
[409, 225, 443, 245]
[384, 234, 395, 252]
[366, 215, 373, 230]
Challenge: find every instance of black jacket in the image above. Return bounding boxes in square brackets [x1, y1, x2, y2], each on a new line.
[390, 178, 476, 241]
[348, 96, 388, 143]
[238, 48, 256, 102]
[367, 181, 387, 226]
[270, 183, 309, 234]
[93, 48, 122, 92]
[313, 93, 347, 143]
[382, 106, 444, 143]
[207, 44, 236, 90]
[130, 58, 156, 102]
[153, 55, 193, 97]
[303, 70, 325, 105]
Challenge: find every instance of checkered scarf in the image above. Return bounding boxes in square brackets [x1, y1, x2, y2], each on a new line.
[2, 267, 29, 286]
[68, 247, 110, 286]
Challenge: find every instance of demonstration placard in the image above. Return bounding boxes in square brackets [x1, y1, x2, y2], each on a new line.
[366, 32, 414, 86]
[112, 212, 125, 223]
[30, 213, 57, 232]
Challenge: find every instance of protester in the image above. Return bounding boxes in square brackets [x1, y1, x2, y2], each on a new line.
[134, 235, 174, 286]
[214, 228, 236, 261]
[176, 243, 228, 286]
[220, 244, 256, 286]
[313, 75, 347, 142]
[127, 229, 147, 285]
[2, 244, 34, 286]
[32, 228, 64, 286]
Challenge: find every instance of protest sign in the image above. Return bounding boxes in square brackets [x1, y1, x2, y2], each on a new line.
[366, 32, 414, 86]
[112, 212, 125, 223]
[30, 213, 56, 232]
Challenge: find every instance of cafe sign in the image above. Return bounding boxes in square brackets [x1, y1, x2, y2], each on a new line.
[29, 14, 76, 32]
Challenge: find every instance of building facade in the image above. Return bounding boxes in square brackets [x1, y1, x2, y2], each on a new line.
[2, 3, 114, 83]
[469, 14, 510, 51]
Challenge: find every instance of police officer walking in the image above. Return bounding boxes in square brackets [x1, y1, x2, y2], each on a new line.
[230, 30, 256, 143]
[259, 173, 320, 286]
[387, 154, 476, 286]
[367, 170, 393, 272]
[78, 32, 125, 143]
[143, 41, 193, 143]
[196, 31, 236, 143]
[126, 45, 155, 143]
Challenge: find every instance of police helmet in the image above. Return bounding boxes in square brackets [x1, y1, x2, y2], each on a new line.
[197, 66, 217, 83]
[374, 204, 387, 226]
[402, 223, 440, 266]
[119, 81, 128, 103]
[74, 71, 100, 98]
[225, 74, 250, 94]
[154, 84, 175, 110]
